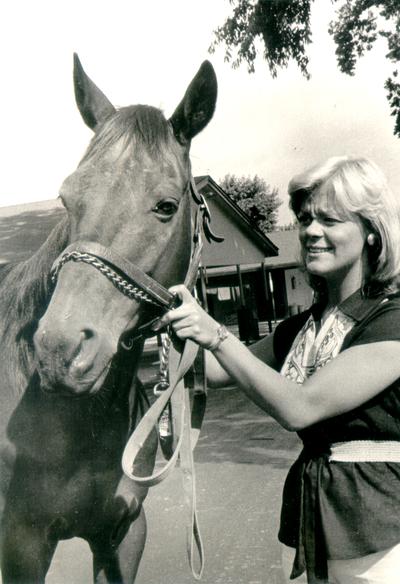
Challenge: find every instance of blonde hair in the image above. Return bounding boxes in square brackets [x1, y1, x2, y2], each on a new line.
[289, 156, 400, 292]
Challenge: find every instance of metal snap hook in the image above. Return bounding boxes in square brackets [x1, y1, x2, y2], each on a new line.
[120, 336, 134, 350]
[153, 381, 170, 396]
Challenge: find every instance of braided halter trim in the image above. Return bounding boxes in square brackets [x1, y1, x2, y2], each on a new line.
[51, 251, 160, 306]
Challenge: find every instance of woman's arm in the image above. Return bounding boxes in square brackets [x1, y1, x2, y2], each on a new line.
[205, 332, 278, 388]
[162, 286, 400, 431]
[211, 331, 400, 430]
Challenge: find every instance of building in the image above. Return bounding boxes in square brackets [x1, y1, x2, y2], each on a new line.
[0, 177, 312, 341]
[197, 177, 313, 336]
[266, 228, 313, 318]
[194, 176, 278, 340]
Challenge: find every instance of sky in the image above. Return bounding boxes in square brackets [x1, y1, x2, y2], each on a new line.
[1, 0, 400, 225]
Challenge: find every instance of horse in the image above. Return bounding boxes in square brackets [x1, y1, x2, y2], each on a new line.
[0, 54, 217, 583]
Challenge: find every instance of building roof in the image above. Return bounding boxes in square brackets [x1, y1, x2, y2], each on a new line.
[265, 228, 301, 268]
[195, 175, 278, 265]
[204, 226, 302, 277]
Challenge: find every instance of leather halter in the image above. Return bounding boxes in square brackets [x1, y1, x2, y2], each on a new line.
[50, 177, 222, 337]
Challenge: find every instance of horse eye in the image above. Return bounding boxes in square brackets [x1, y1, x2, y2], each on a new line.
[153, 199, 179, 219]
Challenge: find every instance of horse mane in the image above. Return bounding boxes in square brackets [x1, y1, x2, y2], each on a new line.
[81, 105, 174, 163]
[0, 218, 70, 382]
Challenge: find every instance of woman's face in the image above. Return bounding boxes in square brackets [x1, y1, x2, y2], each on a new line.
[297, 195, 367, 287]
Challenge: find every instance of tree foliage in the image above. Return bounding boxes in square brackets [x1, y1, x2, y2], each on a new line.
[210, 0, 400, 136]
[220, 174, 282, 233]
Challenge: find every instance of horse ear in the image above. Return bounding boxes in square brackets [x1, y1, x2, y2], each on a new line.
[169, 61, 217, 145]
[73, 53, 116, 131]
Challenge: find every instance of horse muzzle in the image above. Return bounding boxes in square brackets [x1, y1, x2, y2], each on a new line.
[33, 319, 115, 396]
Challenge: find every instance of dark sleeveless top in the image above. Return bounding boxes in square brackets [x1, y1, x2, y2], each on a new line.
[273, 290, 400, 582]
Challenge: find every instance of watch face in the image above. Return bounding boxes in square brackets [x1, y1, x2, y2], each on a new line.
[219, 325, 228, 341]
[206, 325, 228, 352]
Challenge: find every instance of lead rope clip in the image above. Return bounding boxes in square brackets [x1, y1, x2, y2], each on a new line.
[154, 332, 174, 458]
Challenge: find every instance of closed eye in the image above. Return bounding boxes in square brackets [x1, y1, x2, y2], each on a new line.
[152, 198, 179, 220]
[297, 211, 343, 227]
[319, 214, 343, 225]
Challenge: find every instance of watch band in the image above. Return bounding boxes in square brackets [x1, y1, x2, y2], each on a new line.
[205, 324, 229, 352]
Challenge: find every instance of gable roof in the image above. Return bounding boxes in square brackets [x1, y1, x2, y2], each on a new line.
[195, 175, 278, 267]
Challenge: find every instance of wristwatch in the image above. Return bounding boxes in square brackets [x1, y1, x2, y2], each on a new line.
[206, 324, 229, 352]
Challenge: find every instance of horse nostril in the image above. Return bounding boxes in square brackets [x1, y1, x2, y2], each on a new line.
[80, 328, 95, 341]
[68, 328, 100, 378]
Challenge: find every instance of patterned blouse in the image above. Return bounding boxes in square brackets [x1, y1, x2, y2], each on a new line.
[280, 306, 355, 383]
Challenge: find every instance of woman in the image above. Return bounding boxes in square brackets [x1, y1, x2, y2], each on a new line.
[159, 156, 400, 583]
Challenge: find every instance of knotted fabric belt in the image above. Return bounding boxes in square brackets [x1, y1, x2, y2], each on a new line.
[329, 440, 400, 462]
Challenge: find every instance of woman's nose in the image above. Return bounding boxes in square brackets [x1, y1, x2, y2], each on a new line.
[304, 218, 323, 237]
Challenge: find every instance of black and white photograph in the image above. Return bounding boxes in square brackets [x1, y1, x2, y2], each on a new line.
[1, 2, 400, 583]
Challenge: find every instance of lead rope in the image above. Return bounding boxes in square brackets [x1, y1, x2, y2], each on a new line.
[122, 203, 207, 579]
[121, 338, 205, 577]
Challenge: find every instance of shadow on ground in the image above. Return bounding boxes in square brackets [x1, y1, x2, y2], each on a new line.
[194, 386, 300, 467]
[139, 351, 301, 469]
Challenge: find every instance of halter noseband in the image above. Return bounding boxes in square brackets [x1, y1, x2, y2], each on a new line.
[51, 241, 178, 309]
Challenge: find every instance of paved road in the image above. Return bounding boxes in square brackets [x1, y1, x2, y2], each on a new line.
[46, 380, 301, 584]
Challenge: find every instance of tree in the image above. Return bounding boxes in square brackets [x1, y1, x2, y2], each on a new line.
[220, 174, 281, 233]
[210, 0, 400, 136]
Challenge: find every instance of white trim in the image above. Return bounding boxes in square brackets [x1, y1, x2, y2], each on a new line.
[329, 440, 400, 462]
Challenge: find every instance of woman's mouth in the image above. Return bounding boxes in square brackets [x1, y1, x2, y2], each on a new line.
[306, 246, 333, 254]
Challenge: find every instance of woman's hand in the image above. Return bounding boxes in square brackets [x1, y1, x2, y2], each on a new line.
[155, 285, 221, 349]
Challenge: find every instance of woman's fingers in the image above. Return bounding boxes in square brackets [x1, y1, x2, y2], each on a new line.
[152, 286, 197, 331]
[171, 323, 196, 340]
[169, 284, 194, 303]
[152, 284, 219, 349]
[166, 303, 198, 325]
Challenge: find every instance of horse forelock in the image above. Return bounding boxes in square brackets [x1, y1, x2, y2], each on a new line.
[81, 105, 176, 164]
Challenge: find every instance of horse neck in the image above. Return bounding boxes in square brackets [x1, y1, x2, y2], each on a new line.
[0, 218, 70, 380]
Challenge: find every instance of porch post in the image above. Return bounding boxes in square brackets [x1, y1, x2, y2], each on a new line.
[236, 264, 245, 307]
[268, 271, 277, 323]
[261, 261, 273, 334]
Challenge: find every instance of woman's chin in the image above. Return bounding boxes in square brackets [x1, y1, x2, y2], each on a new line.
[305, 262, 328, 277]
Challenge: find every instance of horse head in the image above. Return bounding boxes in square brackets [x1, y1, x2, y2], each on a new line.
[33, 55, 217, 396]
